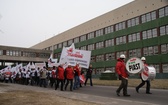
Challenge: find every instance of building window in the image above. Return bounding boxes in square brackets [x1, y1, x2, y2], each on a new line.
[0, 50, 3, 55]
[91, 56, 95, 62]
[95, 29, 104, 37]
[116, 51, 126, 58]
[80, 46, 86, 50]
[161, 44, 168, 54]
[127, 17, 139, 28]
[63, 41, 67, 47]
[105, 39, 114, 47]
[105, 25, 114, 34]
[96, 41, 104, 49]
[58, 43, 62, 48]
[141, 11, 156, 23]
[129, 49, 141, 58]
[88, 32, 94, 39]
[159, 6, 168, 18]
[152, 64, 160, 73]
[143, 46, 158, 56]
[160, 25, 168, 36]
[74, 37, 79, 43]
[80, 35, 86, 41]
[88, 44, 95, 51]
[128, 32, 140, 42]
[162, 64, 168, 73]
[105, 53, 115, 61]
[96, 55, 104, 62]
[116, 36, 126, 45]
[68, 39, 73, 46]
[54, 44, 58, 50]
[115, 21, 125, 31]
[142, 28, 158, 39]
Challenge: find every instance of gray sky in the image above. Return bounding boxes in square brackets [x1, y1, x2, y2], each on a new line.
[0, 0, 134, 48]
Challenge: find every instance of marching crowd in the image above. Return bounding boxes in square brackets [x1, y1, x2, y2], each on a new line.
[0, 63, 93, 91]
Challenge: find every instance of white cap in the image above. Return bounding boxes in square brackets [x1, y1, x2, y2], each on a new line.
[141, 57, 146, 61]
[120, 54, 126, 59]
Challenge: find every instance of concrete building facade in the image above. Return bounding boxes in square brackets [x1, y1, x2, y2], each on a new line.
[31, 0, 168, 78]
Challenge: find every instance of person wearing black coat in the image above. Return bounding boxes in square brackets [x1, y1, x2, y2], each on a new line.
[84, 64, 93, 86]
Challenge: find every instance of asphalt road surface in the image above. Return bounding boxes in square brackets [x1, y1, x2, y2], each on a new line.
[73, 85, 168, 105]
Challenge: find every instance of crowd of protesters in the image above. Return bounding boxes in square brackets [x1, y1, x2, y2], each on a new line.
[0, 63, 93, 91]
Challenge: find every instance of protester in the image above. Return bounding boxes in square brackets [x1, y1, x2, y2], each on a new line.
[55, 64, 64, 91]
[25, 69, 31, 85]
[64, 64, 74, 91]
[84, 64, 93, 86]
[39, 66, 47, 88]
[115, 54, 130, 97]
[73, 63, 80, 90]
[51, 66, 57, 88]
[136, 57, 152, 94]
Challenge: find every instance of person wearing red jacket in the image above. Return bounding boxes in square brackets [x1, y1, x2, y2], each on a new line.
[55, 64, 64, 91]
[115, 54, 130, 97]
[73, 63, 80, 90]
[64, 64, 74, 91]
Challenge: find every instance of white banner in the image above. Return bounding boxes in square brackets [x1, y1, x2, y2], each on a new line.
[59, 43, 91, 69]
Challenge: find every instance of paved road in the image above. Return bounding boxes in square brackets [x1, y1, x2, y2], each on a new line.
[1, 83, 168, 105]
[72, 85, 168, 105]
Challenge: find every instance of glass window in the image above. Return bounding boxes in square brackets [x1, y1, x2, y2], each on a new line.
[143, 47, 148, 56]
[74, 37, 79, 43]
[159, 8, 164, 18]
[127, 20, 131, 28]
[68, 39, 73, 46]
[142, 31, 147, 39]
[153, 46, 158, 55]
[141, 15, 146, 23]
[161, 44, 167, 54]
[152, 28, 157, 37]
[116, 38, 119, 45]
[137, 33, 140, 41]
[0, 50, 3, 55]
[128, 35, 132, 42]
[80, 35, 86, 41]
[88, 32, 94, 39]
[165, 6, 168, 16]
[160, 26, 166, 36]
[151, 11, 156, 20]
[58, 43, 62, 48]
[148, 46, 153, 55]
[147, 30, 152, 39]
[162, 64, 168, 73]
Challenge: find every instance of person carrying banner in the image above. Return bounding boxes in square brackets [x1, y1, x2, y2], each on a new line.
[136, 57, 152, 94]
[84, 64, 93, 86]
[55, 64, 64, 91]
[64, 64, 74, 91]
[73, 63, 80, 90]
[115, 54, 130, 97]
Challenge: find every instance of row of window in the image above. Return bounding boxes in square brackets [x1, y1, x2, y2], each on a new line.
[0, 50, 50, 58]
[45, 6, 168, 51]
[89, 44, 168, 63]
[93, 63, 168, 74]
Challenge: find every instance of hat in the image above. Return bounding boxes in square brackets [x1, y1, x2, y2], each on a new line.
[141, 57, 146, 61]
[120, 54, 126, 59]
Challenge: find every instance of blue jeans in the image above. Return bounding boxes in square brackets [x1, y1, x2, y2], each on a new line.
[73, 76, 79, 89]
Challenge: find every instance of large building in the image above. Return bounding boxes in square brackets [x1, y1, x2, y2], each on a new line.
[31, 0, 168, 78]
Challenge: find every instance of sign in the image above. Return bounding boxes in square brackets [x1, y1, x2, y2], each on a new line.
[59, 43, 91, 69]
[126, 57, 144, 74]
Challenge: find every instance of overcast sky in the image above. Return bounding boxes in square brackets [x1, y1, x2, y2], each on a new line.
[0, 0, 134, 48]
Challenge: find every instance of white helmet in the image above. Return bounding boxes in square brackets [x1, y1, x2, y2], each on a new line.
[120, 54, 126, 59]
[141, 57, 146, 61]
